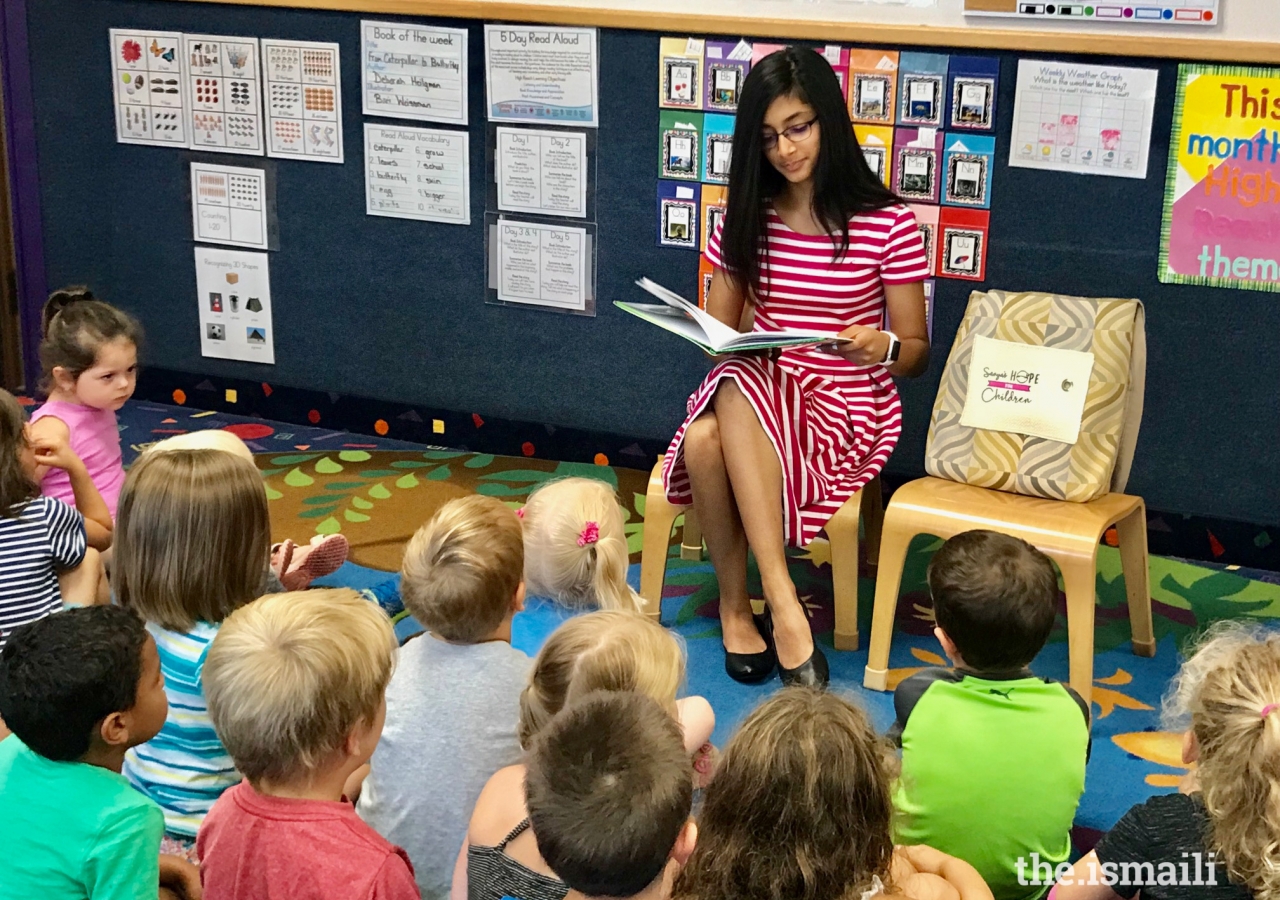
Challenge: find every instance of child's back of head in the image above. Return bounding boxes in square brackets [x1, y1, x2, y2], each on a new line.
[519, 610, 684, 748]
[522, 477, 642, 613]
[927, 529, 1058, 672]
[674, 687, 893, 900]
[1164, 621, 1280, 898]
[0, 388, 39, 515]
[526, 690, 694, 899]
[401, 494, 523, 642]
[115, 447, 270, 632]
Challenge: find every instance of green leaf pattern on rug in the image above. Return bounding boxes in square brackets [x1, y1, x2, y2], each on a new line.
[351, 496, 374, 510]
[338, 451, 372, 462]
[284, 467, 314, 487]
[368, 483, 392, 500]
[395, 472, 419, 489]
[314, 457, 343, 474]
[315, 516, 341, 535]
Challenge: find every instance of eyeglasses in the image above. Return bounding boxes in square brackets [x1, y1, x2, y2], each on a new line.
[762, 118, 818, 150]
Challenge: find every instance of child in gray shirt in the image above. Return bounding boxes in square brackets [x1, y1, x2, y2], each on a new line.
[358, 495, 531, 900]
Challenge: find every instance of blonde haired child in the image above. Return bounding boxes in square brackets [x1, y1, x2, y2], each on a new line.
[453, 610, 715, 900]
[198, 588, 419, 899]
[1051, 621, 1279, 900]
[28, 288, 140, 520]
[116, 447, 271, 855]
[0, 390, 110, 641]
[360, 494, 531, 900]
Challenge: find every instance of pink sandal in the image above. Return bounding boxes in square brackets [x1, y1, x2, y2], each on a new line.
[279, 534, 350, 591]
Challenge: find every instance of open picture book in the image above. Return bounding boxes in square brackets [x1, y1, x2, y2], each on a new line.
[615, 278, 849, 354]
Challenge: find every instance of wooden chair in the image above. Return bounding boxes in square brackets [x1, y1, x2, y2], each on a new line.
[639, 458, 883, 651]
[862, 295, 1153, 707]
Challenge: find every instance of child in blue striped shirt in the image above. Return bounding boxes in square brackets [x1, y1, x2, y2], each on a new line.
[116, 446, 271, 859]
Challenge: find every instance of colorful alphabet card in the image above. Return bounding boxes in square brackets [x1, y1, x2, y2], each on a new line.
[659, 37, 705, 110]
[849, 50, 899, 126]
[943, 133, 995, 208]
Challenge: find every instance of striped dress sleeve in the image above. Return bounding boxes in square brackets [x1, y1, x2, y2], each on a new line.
[39, 497, 87, 571]
[880, 205, 930, 285]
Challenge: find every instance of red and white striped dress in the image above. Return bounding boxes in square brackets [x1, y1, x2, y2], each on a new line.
[662, 204, 929, 547]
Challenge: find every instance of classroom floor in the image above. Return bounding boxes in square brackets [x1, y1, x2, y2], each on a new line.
[115, 399, 1280, 849]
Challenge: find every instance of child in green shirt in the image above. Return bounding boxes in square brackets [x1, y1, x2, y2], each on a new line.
[891, 530, 1091, 900]
[0, 605, 200, 899]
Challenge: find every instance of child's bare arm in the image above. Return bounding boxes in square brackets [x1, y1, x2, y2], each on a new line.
[158, 853, 203, 900]
[898, 845, 994, 900]
[31, 429, 113, 549]
[450, 838, 469, 900]
[676, 695, 715, 754]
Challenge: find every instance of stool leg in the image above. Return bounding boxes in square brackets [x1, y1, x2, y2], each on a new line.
[680, 508, 704, 561]
[861, 477, 884, 573]
[826, 491, 863, 652]
[639, 492, 680, 624]
[1060, 558, 1098, 712]
[1116, 504, 1156, 658]
[862, 520, 914, 691]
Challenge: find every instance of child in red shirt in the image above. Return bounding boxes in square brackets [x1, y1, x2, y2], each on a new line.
[196, 588, 419, 900]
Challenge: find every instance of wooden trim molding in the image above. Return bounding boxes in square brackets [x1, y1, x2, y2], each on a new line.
[170, 0, 1280, 64]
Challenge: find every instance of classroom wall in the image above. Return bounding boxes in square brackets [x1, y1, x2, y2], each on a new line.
[22, 0, 1280, 526]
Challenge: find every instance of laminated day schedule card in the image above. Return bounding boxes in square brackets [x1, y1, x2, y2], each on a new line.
[496, 128, 588, 218]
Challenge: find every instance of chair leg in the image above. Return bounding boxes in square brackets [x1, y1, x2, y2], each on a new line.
[826, 490, 863, 651]
[861, 477, 884, 573]
[680, 508, 704, 561]
[862, 519, 915, 691]
[639, 474, 681, 623]
[1115, 504, 1156, 658]
[1059, 557, 1098, 712]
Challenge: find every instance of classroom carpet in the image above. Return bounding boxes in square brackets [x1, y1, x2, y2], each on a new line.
[116, 399, 1280, 847]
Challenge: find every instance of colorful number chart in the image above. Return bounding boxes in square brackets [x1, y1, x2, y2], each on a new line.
[110, 29, 188, 147]
[963, 0, 1218, 24]
[262, 39, 344, 163]
[185, 35, 263, 155]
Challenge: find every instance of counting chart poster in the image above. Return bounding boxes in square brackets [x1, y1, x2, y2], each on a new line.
[110, 29, 188, 147]
[262, 38, 344, 163]
[190, 161, 275, 250]
[185, 35, 264, 155]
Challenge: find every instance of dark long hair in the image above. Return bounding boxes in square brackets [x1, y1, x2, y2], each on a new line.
[720, 47, 900, 301]
[0, 389, 40, 517]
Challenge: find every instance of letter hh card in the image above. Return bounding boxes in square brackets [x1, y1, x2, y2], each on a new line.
[943, 133, 995, 208]
[899, 52, 949, 128]
[702, 114, 735, 184]
[659, 37, 705, 110]
[855, 125, 895, 188]
[659, 110, 703, 181]
[700, 184, 727, 253]
[893, 127, 944, 203]
[907, 204, 940, 278]
[703, 41, 749, 113]
[947, 56, 1000, 132]
[937, 207, 990, 281]
[849, 50, 899, 126]
[657, 181, 700, 250]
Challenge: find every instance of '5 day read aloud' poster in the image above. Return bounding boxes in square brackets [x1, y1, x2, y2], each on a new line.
[1160, 64, 1280, 293]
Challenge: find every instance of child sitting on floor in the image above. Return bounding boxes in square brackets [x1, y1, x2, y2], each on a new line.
[0, 389, 111, 640]
[454, 610, 715, 900]
[198, 589, 418, 899]
[27, 287, 140, 521]
[672, 688, 991, 900]
[117, 448, 272, 856]
[486, 690, 697, 900]
[891, 530, 1089, 900]
[513, 476, 643, 653]
[1050, 620, 1275, 900]
[0, 606, 200, 900]
[359, 495, 531, 900]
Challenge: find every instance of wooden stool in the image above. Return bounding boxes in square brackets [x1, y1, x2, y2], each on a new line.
[861, 476, 1156, 706]
[639, 459, 882, 651]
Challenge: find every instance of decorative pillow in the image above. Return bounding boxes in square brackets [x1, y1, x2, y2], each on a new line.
[925, 289, 1144, 502]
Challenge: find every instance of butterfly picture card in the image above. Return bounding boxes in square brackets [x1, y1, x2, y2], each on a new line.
[659, 37, 705, 110]
[704, 41, 750, 113]
[943, 133, 995, 209]
[848, 49, 899, 126]
[892, 126, 943, 203]
[111, 29, 189, 146]
[659, 109, 703, 181]
[898, 52, 949, 128]
[937, 206, 990, 282]
[855, 124, 894, 189]
[657, 180, 700, 250]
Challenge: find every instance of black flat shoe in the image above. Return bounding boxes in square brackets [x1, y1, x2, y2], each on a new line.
[724, 609, 776, 684]
[779, 644, 830, 689]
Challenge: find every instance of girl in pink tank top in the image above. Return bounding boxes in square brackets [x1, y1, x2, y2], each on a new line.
[28, 289, 141, 520]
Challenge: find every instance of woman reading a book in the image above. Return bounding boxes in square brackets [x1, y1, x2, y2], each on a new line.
[661, 47, 930, 688]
